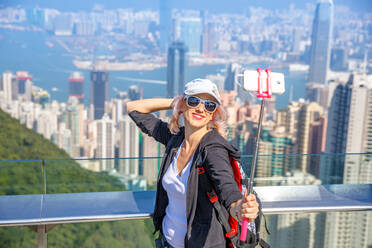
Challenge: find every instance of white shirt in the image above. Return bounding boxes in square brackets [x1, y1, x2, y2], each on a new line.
[162, 141, 193, 248]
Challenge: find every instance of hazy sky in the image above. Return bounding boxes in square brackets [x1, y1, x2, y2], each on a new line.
[1, 0, 371, 13]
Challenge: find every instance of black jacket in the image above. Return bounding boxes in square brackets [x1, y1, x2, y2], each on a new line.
[129, 110, 242, 248]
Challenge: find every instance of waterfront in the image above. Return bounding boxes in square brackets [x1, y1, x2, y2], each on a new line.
[0, 29, 307, 109]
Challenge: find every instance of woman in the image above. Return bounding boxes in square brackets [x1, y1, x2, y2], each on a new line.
[126, 78, 259, 248]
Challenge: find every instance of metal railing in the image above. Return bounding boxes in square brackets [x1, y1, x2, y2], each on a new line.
[0, 153, 371, 248]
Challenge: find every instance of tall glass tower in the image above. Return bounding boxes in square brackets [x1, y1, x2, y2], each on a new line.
[308, 0, 333, 84]
[167, 42, 187, 98]
[90, 70, 109, 120]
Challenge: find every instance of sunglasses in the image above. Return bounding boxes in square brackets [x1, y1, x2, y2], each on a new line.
[185, 95, 218, 113]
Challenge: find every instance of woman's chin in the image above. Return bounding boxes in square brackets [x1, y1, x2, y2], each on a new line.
[187, 119, 209, 130]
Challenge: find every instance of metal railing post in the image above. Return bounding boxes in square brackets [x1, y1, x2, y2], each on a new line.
[37, 225, 46, 248]
[42, 159, 46, 194]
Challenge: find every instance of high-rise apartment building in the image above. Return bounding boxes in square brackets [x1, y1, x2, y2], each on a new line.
[224, 63, 241, 92]
[65, 97, 84, 157]
[308, 115, 327, 177]
[90, 70, 109, 120]
[308, 0, 333, 85]
[1, 71, 18, 103]
[119, 115, 139, 176]
[167, 41, 187, 98]
[69, 72, 84, 104]
[296, 102, 324, 172]
[255, 126, 294, 182]
[16, 71, 32, 97]
[96, 114, 115, 171]
[140, 131, 161, 186]
[276, 100, 304, 142]
[322, 72, 372, 248]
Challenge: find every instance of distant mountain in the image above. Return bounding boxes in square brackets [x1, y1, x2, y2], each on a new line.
[0, 109, 154, 247]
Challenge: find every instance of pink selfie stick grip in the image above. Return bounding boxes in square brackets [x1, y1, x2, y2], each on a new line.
[240, 218, 250, 241]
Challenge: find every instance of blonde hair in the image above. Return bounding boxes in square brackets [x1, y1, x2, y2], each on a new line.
[169, 95, 228, 138]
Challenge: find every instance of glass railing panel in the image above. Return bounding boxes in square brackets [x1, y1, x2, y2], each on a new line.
[0, 160, 43, 195]
[261, 210, 372, 248]
[44, 157, 162, 194]
[46, 219, 154, 248]
[44, 158, 126, 194]
[241, 153, 372, 186]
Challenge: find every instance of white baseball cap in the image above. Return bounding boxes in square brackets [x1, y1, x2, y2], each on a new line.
[184, 78, 221, 104]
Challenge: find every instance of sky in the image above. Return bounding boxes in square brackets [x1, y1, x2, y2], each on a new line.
[0, 0, 371, 13]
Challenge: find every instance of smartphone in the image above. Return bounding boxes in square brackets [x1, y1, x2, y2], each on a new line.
[243, 70, 285, 95]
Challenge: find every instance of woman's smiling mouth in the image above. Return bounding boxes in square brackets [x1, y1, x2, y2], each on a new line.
[192, 113, 205, 120]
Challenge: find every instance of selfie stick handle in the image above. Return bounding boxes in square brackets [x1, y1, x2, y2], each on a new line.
[240, 68, 271, 242]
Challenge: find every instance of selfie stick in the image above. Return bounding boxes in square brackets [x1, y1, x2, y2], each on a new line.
[240, 68, 272, 243]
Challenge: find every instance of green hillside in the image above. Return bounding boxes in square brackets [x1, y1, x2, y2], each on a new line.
[0, 109, 154, 247]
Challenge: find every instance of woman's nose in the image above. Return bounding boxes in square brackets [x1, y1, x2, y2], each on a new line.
[195, 102, 205, 112]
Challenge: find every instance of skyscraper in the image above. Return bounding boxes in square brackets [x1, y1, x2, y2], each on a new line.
[16, 71, 32, 95]
[167, 41, 187, 98]
[224, 63, 241, 91]
[321, 72, 372, 248]
[119, 115, 139, 176]
[1, 71, 16, 103]
[159, 0, 171, 52]
[296, 102, 324, 172]
[255, 126, 294, 181]
[90, 70, 109, 120]
[69, 72, 84, 104]
[96, 114, 115, 171]
[308, 0, 333, 84]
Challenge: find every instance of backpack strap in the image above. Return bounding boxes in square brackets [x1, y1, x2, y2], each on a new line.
[198, 167, 234, 238]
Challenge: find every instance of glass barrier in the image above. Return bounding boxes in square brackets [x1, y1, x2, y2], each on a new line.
[262, 210, 372, 248]
[41, 153, 372, 194]
[0, 154, 371, 248]
[1, 153, 370, 196]
[241, 153, 372, 186]
[43, 157, 162, 194]
[44, 158, 125, 194]
[0, 160, 43, 195]
[43, 211, 372, 248]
